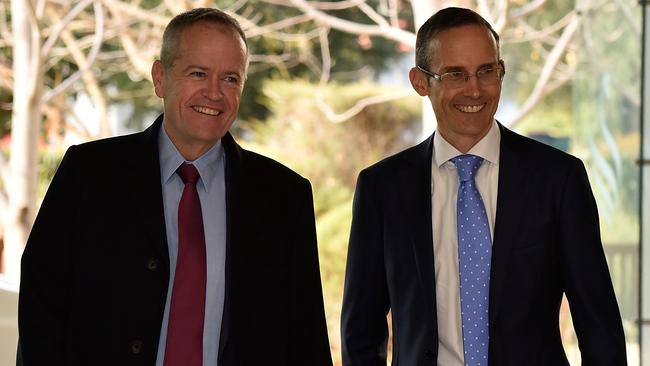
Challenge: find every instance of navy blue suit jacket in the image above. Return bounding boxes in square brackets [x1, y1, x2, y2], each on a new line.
[341, 124, 626, 365]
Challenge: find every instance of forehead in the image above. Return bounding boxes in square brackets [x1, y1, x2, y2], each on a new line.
[175, 22, 247, 66]
[429, 24, 498, 70]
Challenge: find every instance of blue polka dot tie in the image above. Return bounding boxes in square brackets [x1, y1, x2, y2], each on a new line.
[452, 154, 491, 366]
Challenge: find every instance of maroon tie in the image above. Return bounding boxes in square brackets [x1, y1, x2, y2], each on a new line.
[164, 163, 206, 366]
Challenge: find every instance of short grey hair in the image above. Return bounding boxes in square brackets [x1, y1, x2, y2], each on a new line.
[160, 8, 248, 70]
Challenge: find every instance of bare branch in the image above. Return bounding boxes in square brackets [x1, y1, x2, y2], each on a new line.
[318, 27, 331, 85]
[476, 0, 493, 27]
[34, 0, 46, 19]
[358, 3, 390, 28]
[225, 0, 249, 13]
[100, 0, 170, 27]
[118, 31, 155, 82]
[492, 0, 509, 34]
[288, 0, 415, 46]
[262, 0, 366, 11]
[506, 13, 580, 129]
[388, 0, 399, 27]
[163, 0, 187, 15]
[317, 88, 413, 123]
[41, 0, 94, 58]
[505, 11, 574, 44]
[612, 0, 640, 36]
[243, 15, 313, 38]
[25, 0, 42, 101]
[41, 1, 105, 105]
[510, 0, 546, 20]
[55, 5, 110, 137]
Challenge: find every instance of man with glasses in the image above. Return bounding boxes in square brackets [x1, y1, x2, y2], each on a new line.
[341, 7, 626, 366]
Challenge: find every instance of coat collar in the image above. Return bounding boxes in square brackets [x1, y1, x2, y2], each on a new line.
[126, 115, 169, 267]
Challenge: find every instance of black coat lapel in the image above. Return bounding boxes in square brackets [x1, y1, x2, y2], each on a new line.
[218, 131, 253, 361]
[489, 125, 529, 326]
[406, 135, 438, 329]
[124, 115, 170, 269]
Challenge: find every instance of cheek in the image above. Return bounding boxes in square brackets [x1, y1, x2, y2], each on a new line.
[227, 92, 242, 108]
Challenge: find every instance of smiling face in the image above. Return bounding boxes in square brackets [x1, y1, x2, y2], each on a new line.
[409, 24, 503, 153]
[152, 21, 247, 160]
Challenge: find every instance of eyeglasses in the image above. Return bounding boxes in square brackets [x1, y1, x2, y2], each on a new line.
[416, 64, 504, 88]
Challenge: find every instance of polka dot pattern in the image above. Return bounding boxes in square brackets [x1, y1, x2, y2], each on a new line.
[452, 154, 491, 366]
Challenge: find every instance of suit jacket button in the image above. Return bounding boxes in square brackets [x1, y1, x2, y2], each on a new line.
[130, 339, 143, 354]
[146, 258, 160, 271]
[425, 350, 435, 360]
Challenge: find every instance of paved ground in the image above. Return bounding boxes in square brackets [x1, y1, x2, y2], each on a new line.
[0, 277, 17, 366]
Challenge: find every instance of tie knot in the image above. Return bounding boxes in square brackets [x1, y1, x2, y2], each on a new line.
[451, 154, 484, 182]
[177, 163, 200, 185]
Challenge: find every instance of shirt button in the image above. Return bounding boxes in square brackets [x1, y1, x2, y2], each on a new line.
[146, 258, 160, 271]
[130, 339, 143, 354]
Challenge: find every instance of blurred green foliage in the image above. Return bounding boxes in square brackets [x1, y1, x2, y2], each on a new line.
[241, 78, 420, 360]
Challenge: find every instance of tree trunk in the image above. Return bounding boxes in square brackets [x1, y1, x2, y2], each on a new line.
[4, 0, 41, 284]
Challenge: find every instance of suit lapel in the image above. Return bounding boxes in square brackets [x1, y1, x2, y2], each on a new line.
[218, 132, 256, 360]
[489, 125, 529, 326]
[406, 135, 438, 330]
[124, 115, 170, 267]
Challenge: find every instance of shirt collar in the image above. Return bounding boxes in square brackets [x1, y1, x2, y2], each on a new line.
[433, 119, 501, 167]
[158, 125, 224, 193]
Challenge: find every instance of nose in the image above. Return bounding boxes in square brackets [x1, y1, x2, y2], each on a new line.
[205, 78, 223, 101]
[462, 75, 481, 98]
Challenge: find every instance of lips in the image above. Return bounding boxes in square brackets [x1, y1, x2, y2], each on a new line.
[192, 105, 221, 116]
[455, 103, 485, 113]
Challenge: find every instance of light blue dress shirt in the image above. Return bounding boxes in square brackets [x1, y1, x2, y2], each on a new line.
[155, 126, 227, 366]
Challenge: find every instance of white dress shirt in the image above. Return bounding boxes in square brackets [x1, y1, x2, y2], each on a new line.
[431, 120, 500, 366]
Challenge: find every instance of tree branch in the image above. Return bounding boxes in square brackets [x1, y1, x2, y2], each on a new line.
[317, 88, 413, 123]
[55, 3, 111, 137]
[506, 13, 580, 128]
[318, 26, 331, 85]
[100, 0, 170, 27]
[41, 1, 105, 105]
[244, 14, 313, 38]
[504, 11, 574, 44]
[510, 0, 547, 20]
[287, 0, 415, 46]
[118, 31, 155, 82]
[358, 2, 390, 28]
[41, 0, 94, 58]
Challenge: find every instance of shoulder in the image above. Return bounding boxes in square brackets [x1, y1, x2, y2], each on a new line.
[223, 134, 311, 195]
[241, 148, 309, 186]
[360, 135, 432, 182]
[66, 126, 152, 162]
[500, 125, 583, 169]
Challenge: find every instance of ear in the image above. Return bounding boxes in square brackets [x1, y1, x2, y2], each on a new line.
[499, 59, 506, 78]
[409, 67, 430, 96]
[152, 60, 165, 98]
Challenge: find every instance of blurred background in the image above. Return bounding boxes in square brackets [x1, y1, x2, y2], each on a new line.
[0, 0, 646, 364]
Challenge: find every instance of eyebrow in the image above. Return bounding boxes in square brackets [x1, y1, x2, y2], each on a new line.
[440, 62, 498, 73]
[183, 65, 208, 71]
[181, 65, 244, 77]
